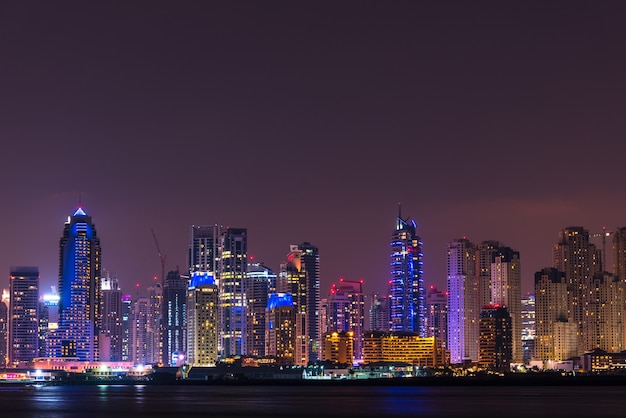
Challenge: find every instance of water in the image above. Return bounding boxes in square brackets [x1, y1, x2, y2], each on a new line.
[1, 384, 625, 417]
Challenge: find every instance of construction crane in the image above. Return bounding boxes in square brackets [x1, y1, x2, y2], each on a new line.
[151, 228, 167, 285]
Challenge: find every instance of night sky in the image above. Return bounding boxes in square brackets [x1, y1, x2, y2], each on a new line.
[2, 1, 626, 299]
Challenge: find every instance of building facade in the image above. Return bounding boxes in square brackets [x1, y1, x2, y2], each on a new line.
[478, 305, 512, 371]
[9, 266, 39, 365]
[186, 272, 219, 366]
[326, 279, 365, 361]
[390, 207, 425, 335]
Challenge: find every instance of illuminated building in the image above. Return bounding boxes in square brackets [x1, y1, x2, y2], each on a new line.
[491, 246, 522, 363]
[534, 267, 572, 364]
[369, 294, 390, 331]
[583, 272, 624, 353]
[49, 208, 101, 361]
[322, 331, 353, 365]
[100, 274, 123, 361]
[521, 293, 535, 365]
[362, 331, 447, 367]
[446, 237, 478, 364]
[162, 270, 188, 365]
[279, 246, 309, 366]
[219, 227, 247, 358]
[296, 242, 320, 362]
[613, 227, 626, 281]
[0, 299, 7, 367]
[246, 262, 276, 357]
[552, 227, 597, 355]
[38, 290, 60, 358]
[266, 293, 296, 366]
[327, 279, 364, 361]
[146, 282, 162, 364]
[132, 296, 149, 364]
[121, 294, 131, 361]
[9, 266, 40, 365]
[425, 286, 447, 349]
[478, 305, 512, 371]
[189, 225, 221, 276]
[389, 206, 425, 335]
[186, 272, 219, 366]
[476, 241, 501, 313]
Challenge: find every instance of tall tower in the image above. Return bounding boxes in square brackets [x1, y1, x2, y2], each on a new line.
[9, 266, 39, 365]
[389, 206, 425, 335]
[446, 237, 478, 364]
[279, 246, 309, 366]
[121, 294, 132, 361]
[327, 279, 365, 361]
[583, 272, 624, 353]
[613, 227, 626, 281]
[52, 207, 102, 361]
[491, 246, 522, 363]
[475, 241, 501, 309]
[296, 242, 320, 362]
[426, 286, 448, 349]
[162, 270, 188, 365]
[265, 293, 297, 366]
[219, 227, 247, 358]
[0, 298, 7, 367]
[100, 273, 123, 361]
[246, 262, 276, 357]
[478, 306, 512, 371]
[186, 272, 219, 366]
[369, 294, 390, 332]
[553, 226, 592, 355]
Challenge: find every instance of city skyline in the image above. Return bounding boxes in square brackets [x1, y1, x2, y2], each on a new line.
[2, 2, 626, 298]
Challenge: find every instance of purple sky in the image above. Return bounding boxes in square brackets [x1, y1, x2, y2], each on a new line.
[1, 1, 625, 298]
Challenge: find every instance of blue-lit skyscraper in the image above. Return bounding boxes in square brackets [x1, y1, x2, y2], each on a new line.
[49, 208, 101, 361]
[162, 270, 188, 366]
[389, 206, 425, 335]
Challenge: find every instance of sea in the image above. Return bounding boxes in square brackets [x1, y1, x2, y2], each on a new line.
[1, 384, 625, 418]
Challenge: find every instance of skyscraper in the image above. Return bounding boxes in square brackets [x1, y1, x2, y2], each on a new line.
[369, 294, 390, 332]
[279, 246, 309, 366]
[162, 270, 188, 366]
[521, 293, 535, 365]
[553, 226, 593, 355]
[186, 272, 219, 366]
[534, 267, 573, 364]
[100, 274, 123, 361]
[50, 208, 101, 361]
[583, 272, 624, 353]
[296, 242, 320, 362]
[446, 237, 478, 364]
[0, 299, 7, 367]
[121, 294, 132, 361]
[478, 305, 512, 371]
[491, 246, 522, 363]
[389, 206, 425, 335]
[219, 227, 247, 358]
[246, 262, 276, 357]
[425, 285, 448, 349]
[266, 293, 296, 366]
[326, 279, 365, 361]
[9, 266, 39, 365]
[613, 227, 626, 281]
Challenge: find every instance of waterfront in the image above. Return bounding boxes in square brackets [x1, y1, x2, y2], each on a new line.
[1, 384, 626, 418]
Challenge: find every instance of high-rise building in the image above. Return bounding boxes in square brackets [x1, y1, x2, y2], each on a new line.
[447, 237, 478, 364]
[245, 262, 276, 357]
[147, 282, 162, 364]
[265, 293, 296, 366]
[132, 296, 149, 364]
[279, 246, 309, 366]
[553, 227, 594, 355]
[534, 267, 573, 364]
[121, 294, 132, 361]
[162, 270, 188, 366]
[369, 294, 390, 332]
[326, 279, 365, 361]
[426, 285, 447, 349]
[9, 266, 39, 365]
[478, 305, 512, 371]
[49, 208, 102, 361]
[390, 207, 425, 335]
[475, 241, 501, 310]
[186, 272, 219, 366]
[0, 299, 7, 367]
[39, 289, 60, 358]
[189, 225, 221, 276]
[219, 227, 247, 359]
[362, 331, 447, 367]
[613, 227, 626, 281]
[100, 274, 123, 361]
[296, 242, 321, 362]
[491, 246, 522, 364]
[583, 272, 624, 353]
[521, 293, 535, 365]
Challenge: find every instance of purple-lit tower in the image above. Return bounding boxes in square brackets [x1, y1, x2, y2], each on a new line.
[389, 206, 425, 335]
